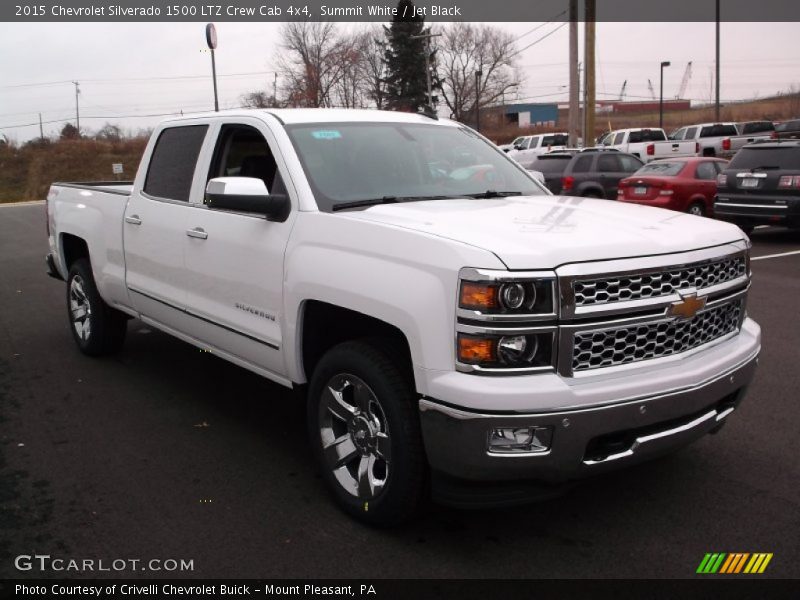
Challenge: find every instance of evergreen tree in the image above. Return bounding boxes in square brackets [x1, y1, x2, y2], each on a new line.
[382, 0, 439, 113]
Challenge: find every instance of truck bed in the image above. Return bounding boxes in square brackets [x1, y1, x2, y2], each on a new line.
[53, 181, 133, 196]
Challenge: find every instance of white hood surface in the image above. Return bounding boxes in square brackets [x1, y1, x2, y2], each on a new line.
[342, 195, 745, 270]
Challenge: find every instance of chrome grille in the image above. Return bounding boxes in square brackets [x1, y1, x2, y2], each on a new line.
[573, 255, 747, 307]
[572, 299, 743, 372]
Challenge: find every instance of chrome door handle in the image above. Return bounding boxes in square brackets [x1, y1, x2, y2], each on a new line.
[186, 227, 208, 240]
[125, 215, 142, 225]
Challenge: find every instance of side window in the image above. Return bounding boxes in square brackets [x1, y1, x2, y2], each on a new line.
[527, 137, 539, 149]
[597, 154, 621, 173]
[685, 127, 698, 140]
[614, 132, 625, 145]
[143, 125, 208, 201]
[207, 124, 284, 195]
[670, 129, 685, 141]
[695, 162, 717, 180]
[619, 155, 643, 172]
[571, 155, 594, 173]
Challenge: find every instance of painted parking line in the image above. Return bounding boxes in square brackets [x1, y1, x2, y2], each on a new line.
[751, 249, 800, 261]
[0, 200, 44, 207]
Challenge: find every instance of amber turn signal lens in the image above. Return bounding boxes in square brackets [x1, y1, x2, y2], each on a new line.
[457, 335, 496, 364]
[460, 282, 499, 310]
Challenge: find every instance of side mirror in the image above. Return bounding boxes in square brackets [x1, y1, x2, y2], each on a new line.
[204, 177, 290, 222]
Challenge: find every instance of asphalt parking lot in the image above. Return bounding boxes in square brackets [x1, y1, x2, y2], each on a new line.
[1, 202, 798, 579]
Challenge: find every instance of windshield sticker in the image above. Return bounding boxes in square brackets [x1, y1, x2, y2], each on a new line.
[311, 130, 342, 140]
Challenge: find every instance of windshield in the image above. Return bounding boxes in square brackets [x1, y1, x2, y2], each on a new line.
[634, 161, 687, 176]
[285, 122, 543, 211]
[699, 124, 738, 138]
[529, 156, 573, 174]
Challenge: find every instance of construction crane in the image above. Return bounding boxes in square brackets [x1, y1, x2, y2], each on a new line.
[647, 79, 656, 101]
[618, 80, 627, 101]
[676, 61, 693, 99]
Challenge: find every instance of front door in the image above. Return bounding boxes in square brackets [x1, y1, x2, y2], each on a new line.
[180, 120, 296, 378]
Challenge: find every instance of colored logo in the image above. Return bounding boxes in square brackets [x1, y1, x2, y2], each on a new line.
[696, 553, 773, 574]
[668, 291, 707, 320]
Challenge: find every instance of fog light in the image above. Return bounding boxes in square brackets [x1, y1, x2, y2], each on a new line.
[488, 426, 552, 454]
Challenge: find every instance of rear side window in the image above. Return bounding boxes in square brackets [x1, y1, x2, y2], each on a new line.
[571, 155, 594, 173]
[629, 129, 666, 143]
[597, 154, 621, 172]
[740, 121, 774, 135]
[695, 162, 718, 180]
[614, 132, 625, 145]
[728, 147, 800, 171]
[699, 124, 738, 138]
[144, 125, 208, 201]
[527, 137, 540, 148]
[684, 127, 698, 139]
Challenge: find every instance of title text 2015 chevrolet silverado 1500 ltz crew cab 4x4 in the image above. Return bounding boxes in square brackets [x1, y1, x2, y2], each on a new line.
[46, 109, 760, 525]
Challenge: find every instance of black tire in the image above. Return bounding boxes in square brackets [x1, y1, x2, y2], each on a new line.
[66, 258, 127, 356]
[582, 191, 603, 199]
[739, 224, 755, 235]
[687, 201, 706, 217]
[307, 340, 426, 526]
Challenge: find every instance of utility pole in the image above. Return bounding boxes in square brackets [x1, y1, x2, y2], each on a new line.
[584, 0, 596, 147]
[39, 113, 44, 141]
[715, 0, 721, 121]
[410, 32, 442, 113]
[568, 0, 579, 148]
[475, 70, 483, 132]
[72, 81, 80, 135]
[273, 72, 278, 106]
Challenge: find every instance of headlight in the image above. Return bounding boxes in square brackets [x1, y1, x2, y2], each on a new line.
[458, 271, 556, 318]
[457, 332, 554, 371]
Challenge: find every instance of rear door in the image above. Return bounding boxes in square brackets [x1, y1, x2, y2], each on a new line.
[124, 123, 210, 326]
[180, 117, 296, 378]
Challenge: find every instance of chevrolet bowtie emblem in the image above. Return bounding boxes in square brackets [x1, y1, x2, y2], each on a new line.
[668, 291, 707, 320]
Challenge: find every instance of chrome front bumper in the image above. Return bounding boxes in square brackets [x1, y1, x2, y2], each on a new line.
[419, 350, 758, 483]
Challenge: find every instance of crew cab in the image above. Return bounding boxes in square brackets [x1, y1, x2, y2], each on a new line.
[671, 122, 739, 157]
[506, 132, 569, 165]
[717, 121, 775, 159]
[602, 128, 698, 162]
[46, 109, 760, 525]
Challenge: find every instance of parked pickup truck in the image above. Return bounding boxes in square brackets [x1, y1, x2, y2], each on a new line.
[506, 132, 569, 166]
[671, 122, 740, 157]
[715, 121, 776, 159]
[602, 128, 698, 162]
[46, 109, 760, 525]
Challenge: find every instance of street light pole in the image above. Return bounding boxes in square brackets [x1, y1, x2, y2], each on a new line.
[206, 24, 219, 112]
[475, 70, 483, 133]
[409, 32, 442, 113]
[659, 61, 671, 129]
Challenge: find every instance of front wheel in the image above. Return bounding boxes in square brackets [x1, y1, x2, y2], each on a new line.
[307, 340, 426, 526]
[66, 258, 127, 356]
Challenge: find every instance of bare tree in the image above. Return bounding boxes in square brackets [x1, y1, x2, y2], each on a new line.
[239, 91, 280, 109]
[357, 28, 389, 109]
[437, 24, 521, 123]
[277, 22, 354, 108]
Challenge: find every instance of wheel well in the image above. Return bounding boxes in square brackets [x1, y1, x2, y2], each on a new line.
[301, 301, 414, 385]
[61, 234, 89, 269]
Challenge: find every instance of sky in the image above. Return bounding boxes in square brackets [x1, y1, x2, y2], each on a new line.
[0, 21, 798, 142]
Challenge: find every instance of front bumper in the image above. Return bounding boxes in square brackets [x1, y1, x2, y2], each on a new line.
[419, 328, 759, 484]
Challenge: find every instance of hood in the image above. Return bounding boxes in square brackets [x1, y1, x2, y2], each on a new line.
[340, 195, 745, 269]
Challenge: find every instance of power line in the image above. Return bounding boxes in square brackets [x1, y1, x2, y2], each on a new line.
[512, 11, 567, 43]
[510, 22, 568, 59]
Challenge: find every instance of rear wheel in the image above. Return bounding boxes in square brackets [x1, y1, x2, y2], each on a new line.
[308, 340, 426, 526]
[687, 202, 705, 216]
[582, 191, 603, 199]
[66, 258, 127, 356]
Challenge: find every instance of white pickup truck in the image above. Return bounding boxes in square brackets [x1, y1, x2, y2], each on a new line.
[670, 122, 742, 157]
[46, 109, 760, 525]
[603, 127, 698, 162]
[506, 132, 569, 166]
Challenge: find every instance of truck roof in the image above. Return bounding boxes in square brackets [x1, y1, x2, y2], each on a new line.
[159, 108, 462, 127]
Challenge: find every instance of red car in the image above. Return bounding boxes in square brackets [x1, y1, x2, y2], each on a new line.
[617, 157, 728, 216]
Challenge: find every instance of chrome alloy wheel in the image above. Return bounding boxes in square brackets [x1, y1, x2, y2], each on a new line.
[318, 374, 391, 500]
[69, 275, 92, 342]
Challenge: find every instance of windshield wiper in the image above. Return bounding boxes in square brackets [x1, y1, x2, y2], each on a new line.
[466, 190, 523, 199]
[332, 195, 457, 212]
